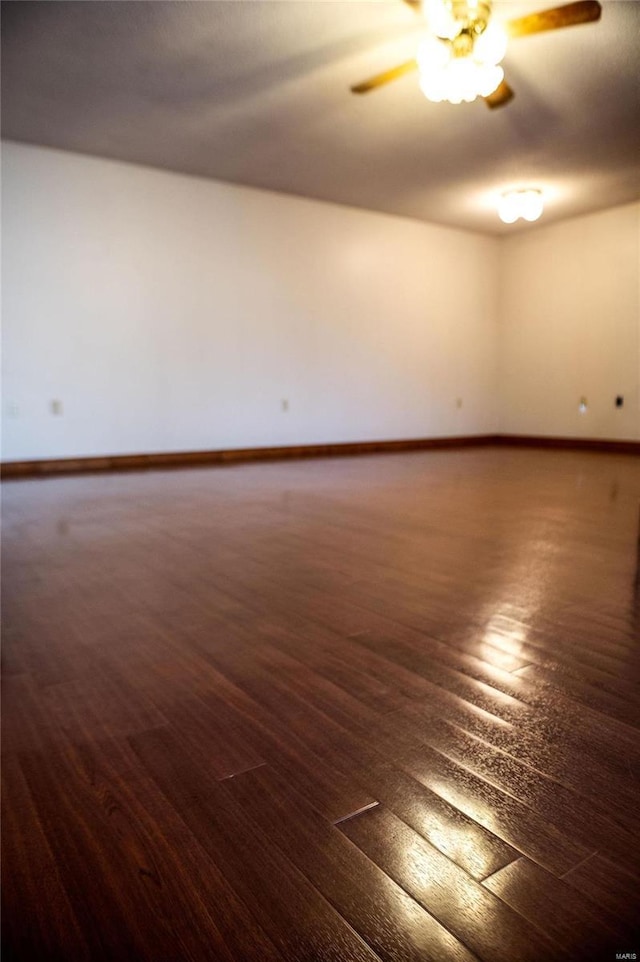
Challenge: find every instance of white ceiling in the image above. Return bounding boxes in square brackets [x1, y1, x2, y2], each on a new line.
[2, 0, 639, 234]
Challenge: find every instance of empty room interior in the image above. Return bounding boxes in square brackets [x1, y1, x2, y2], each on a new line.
[2, 0, 640, 960]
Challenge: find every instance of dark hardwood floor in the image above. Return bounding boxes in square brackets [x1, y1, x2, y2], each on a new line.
[2, 446, 640, 961]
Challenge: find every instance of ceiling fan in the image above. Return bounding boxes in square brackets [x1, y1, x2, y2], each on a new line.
[350, 0, 602, 108]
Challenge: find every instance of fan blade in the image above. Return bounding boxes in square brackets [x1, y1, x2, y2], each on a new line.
[507, 0, 601, 38]
[351, 59, 418, 94]
[483, 78, 515, 109]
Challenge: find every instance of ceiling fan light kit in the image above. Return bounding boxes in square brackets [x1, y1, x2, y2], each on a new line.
[417, 37, 505, 103]
[350, 0, 602, 111]
[418, 1, 507, 102]
[498, 189, 545, 224]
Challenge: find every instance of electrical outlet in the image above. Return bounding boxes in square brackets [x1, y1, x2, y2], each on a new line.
[6, 401, 20, 418]
[50, 399, 63, 416]
[456, 398, 463, 409]
[281, 399, 289, 413]
[615, 395, 624, 408]
[579, 397, 588, 414]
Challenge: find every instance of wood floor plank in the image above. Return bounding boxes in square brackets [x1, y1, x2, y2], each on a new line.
[1, 754, 92, 962]
[333, 735, 519, 881]
[222, 762, 482, 962]
[257, 614, 453, 704]
[355, 665, 640, 827]
[173, 644, 378, 820]
[260, 544, 530, 674]
[339, 804, 567, 962]
[15, 745, 238, 962]
[479, 624, 640, 701]
[245, 540, 636, 683]
[513, 662, 640, 729]
[374, 710, 639, 875]
[11, 733, 294, 962]
[130, 657, 268, 779]
[173, 685, 376, 821]
[357, 583, 639, 681]
[125, 635, 378, 819]
[212, 638, 521, 880]
[362, 725, 596, 876]
[2, 673, 65, 755]
[252, 617, 412, 713]
[351, 622, 640, 746]
[355, 624, 640, 759]
[0, 619, 103, 688]
[3, 448, 640, 960]
[41, 664, 168, 748]
[128, 726, 384, 962]
[482, 857, 628, 952]
[561, 853, 640, 939]
[396, 696, 640, 823]
[353, 628, 538, 724]
[199, 639, 524, 881]
[66, 737, 289, 962]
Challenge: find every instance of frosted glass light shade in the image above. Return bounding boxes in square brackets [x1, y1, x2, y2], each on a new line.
[498, 189, 544, 224]
[474, 24, 507, 66]
[476, 63, 504, 97]
[497, 195, 519, 223]
[419, 57, 503, 103]
[417, 36, 452, 73]
[520, 190, 544, 221]
[426, 0, 460, 40]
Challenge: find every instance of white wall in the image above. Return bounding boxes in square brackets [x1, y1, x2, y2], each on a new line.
[3, 143, 638, 462]
[498, 202, 640, 441]
[1, 142, 499, 461]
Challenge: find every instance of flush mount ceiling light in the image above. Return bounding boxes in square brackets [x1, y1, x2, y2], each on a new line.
[498, 189, 544, 224]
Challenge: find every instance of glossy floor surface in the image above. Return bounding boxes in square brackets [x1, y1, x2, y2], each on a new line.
[2, 447, 640, 962]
